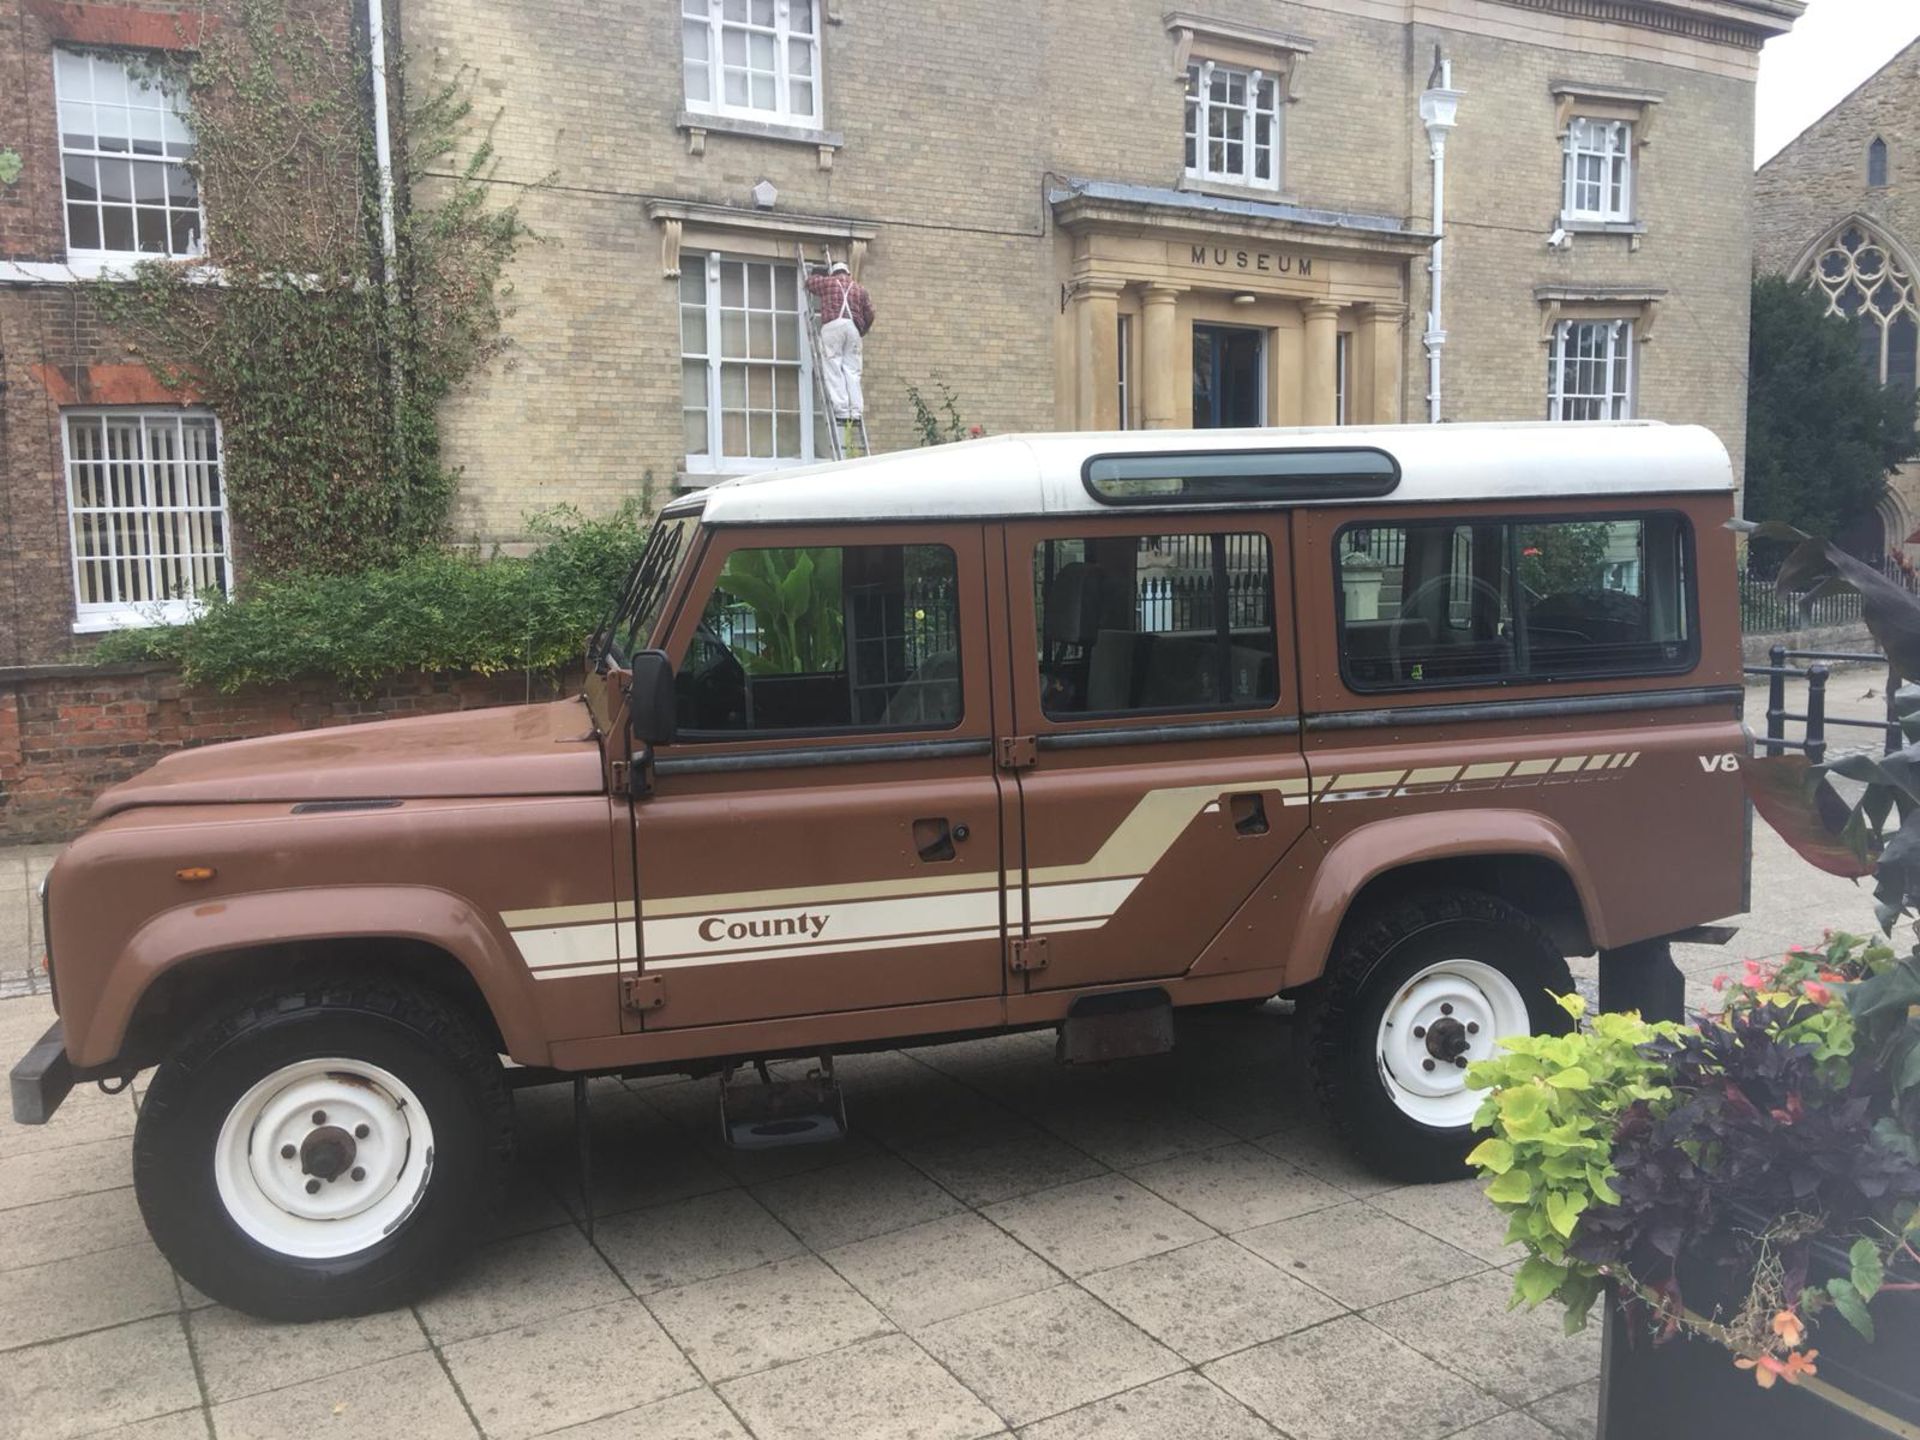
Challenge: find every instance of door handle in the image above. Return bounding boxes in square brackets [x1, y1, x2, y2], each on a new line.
[913, 817, 966, 862]
[1229, 793, 1269, 836]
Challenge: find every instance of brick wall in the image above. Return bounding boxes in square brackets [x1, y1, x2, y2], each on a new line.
[0, 662, 574, 843]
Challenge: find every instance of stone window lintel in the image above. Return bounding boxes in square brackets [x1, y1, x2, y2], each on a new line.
[1550, 81, 1664, 142]
[1164, 11, 1313, 97]
[1535, 285, 1665, 343]
[675, 111, 844, 169]
[648, 198, 876, 279]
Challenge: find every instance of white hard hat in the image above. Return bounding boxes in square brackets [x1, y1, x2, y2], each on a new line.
[829, 260, 850, 275]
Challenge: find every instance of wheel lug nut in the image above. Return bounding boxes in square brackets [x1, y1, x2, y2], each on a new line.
[311, 1110, 327, 1125]
[354, 1124, 370, 1139]
[1440, 1003, 1454, 1016]
[305, 1178, 321, 1195]
[1467, 1022, 1479, 1034]
[350, 1166, 365, 1182]
[1455, 1057, 1468, 1069]
[1412, 1025, 1427, 1039]
[280, 1144, 296, 1160]
[1422, 1058, 1436, 1071]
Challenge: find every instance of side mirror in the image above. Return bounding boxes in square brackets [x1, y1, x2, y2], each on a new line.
[628, 649, 677, 748]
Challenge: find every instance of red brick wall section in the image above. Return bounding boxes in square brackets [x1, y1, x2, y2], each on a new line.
[0, 663, 579, 843]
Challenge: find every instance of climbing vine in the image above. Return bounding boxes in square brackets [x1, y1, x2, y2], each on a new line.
[94, 0, 530, 576]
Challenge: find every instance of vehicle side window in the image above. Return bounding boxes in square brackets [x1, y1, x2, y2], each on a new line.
[676, 544, 961, 734]
[1337, 514, 1693, 691]
[1034, 533, 1277, 718]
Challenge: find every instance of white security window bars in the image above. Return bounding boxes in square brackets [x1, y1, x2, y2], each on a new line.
[682, 0, 821, 126]
[1184, 61, 1280, 190]
[1548, 320, 1634, 421]
[1808, 225, 1920, 393]
[63, 410, 229, 628]
[1562, 116, 1632, 224]
[54, 49, 202, 260]
[680, 253, 816, 472]
[1116, 314, 1133, 430]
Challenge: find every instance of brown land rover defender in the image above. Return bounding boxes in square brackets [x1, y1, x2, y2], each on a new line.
[11, 422, 1746, 1319]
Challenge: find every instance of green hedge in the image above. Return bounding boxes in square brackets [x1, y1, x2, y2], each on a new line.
[95, 505, 650, 692]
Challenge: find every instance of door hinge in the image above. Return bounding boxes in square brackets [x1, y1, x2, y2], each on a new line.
[622, 973, 666, 1011]
[998, 735, 1037, 771]
[1009, 936, 1050, 973]
[610, 759, 630, 792]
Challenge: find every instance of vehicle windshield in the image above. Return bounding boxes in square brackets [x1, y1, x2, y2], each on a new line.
[594, 511, 699, 669]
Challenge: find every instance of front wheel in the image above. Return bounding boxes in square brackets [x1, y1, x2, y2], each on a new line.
[134, 979, 511, 1320]
[1310, 890, 1574, 1182]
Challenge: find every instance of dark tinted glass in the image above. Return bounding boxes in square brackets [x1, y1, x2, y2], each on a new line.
[1035, 533, 1276, 717]
[1085, 447, 1399, 504]
[1337, 515, 1693, 690]
[678, 544, 960, 734]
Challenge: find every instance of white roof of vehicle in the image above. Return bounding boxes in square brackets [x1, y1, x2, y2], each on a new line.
[686, 421, 1733, 527]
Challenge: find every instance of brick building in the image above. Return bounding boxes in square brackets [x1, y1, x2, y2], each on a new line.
[1754, 36, 1920, 560]
[3, 0, 1800, 670]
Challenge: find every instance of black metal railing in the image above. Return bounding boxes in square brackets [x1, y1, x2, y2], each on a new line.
[1746, 644, 1900, 765]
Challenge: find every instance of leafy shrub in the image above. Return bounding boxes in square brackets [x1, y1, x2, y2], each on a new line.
[95, 505, 649, 691]
[904, 379, 981, 447]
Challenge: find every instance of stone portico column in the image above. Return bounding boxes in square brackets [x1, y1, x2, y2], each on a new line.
[1359, 302, 1408, 424]
[1140, 283, 1185, 429]
[1303, 301, 1343, 427]
[1074, 278, 1127, 430]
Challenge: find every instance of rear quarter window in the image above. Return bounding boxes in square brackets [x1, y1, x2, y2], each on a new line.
[1336, 513, 1696, 692]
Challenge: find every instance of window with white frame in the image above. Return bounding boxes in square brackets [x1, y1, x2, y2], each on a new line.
[1561, 116, 1632, 223]
[680, 253, 817, 472]
[63, 410, 229, 628]
[682, 0, 822, 127]
[1548, 319, 1634, 421]
[1184, 61, 1280, 190]
[55, 49, 202, 261]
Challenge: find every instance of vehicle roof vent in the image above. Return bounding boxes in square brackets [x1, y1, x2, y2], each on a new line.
[1083, 446, 1401, 506]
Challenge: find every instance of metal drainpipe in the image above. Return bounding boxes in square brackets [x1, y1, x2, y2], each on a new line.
[1418, 57, 1461, 424]
[367, 0, 398, 274]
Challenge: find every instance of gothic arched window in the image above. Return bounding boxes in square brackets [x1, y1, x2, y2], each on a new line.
[1807, 224, 1920, 393]
[1869, 137, 1889, 188]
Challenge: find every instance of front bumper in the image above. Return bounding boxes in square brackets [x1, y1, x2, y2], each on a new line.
[10, 1022, 74, 1125]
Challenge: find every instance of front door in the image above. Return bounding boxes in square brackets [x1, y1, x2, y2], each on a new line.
[1007, 513, 1311, 992]
[627, 524, 1007, 1031]
[1193, 324, 1265, 428]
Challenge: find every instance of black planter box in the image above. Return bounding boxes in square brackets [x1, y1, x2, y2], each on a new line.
[1598, 1241, 1920, 1440]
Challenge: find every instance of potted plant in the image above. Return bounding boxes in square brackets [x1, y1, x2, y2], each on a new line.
[1465, 523, 1920, 1437]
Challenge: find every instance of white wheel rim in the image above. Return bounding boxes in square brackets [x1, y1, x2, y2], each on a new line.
[1375, 959, 1530, 1129]
[213, 1058, 434, 1260]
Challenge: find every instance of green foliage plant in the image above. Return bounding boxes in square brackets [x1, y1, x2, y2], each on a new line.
[1516, 522, 1611, 599]
[92, 0, 531, 577]
[904, 378, 981, 447]
[94, 505, 648, 691]
[716, 548, 844, 674]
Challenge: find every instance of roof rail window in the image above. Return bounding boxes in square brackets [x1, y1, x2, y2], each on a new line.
[1084, 447, 1399, 505]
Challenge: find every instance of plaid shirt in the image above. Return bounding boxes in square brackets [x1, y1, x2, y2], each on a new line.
[805, 271, 875, 336]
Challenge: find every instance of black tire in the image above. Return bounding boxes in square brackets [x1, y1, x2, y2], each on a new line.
[1310, 889, 1574, 1184]
[134, 978, 511, 1321]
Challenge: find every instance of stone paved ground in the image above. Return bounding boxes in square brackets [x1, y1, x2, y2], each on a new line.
[0, 673, 1890, 1440]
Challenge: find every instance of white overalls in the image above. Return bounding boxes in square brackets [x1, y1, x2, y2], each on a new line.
[819, 283, 865, 422]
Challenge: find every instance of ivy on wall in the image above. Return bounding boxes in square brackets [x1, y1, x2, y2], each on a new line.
[96, 0, 529, 576]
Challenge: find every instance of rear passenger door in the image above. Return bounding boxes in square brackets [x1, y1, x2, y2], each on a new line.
[1004, 513, 1311, 992]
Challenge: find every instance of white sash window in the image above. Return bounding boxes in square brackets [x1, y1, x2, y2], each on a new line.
[1184, 61, 1280, 191]
[55, 49, 202, 261]
[1548, 320, 1634, 421]
[682, 0, 822, 127]
[1562, 117, 1632, 223]
[680, 253, 818, 473]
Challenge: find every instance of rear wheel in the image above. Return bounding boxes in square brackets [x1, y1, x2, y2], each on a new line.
[134, 978, 511, 1320]
[1311, 889, 1574, 1182]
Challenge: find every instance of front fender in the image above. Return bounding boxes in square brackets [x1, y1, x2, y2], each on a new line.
[1191, 808, 1606, 989]
[69, 884, 546, 1069]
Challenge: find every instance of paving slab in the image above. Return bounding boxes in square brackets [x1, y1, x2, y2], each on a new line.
[0, 1241, 179, 1349]
[983, 1175, 1214, 1278]
[0, 1133, 133, 1210]
[1234, 1200, 1488, 1309]
[440, 1298, 700, 1440]
[896, 1121, 1108, 1207]
[823, 1210, 1061, 1330]
[1204, 1314, 1504, 1440]
[1080, 1236, 1343, 1364]
[80, 1411, 214, 1440]
[646, 1254, 892, 1383]
[1368, 1180, 1521, 1267]
[1527, 1378, 1601, 1438]
[414, 1223, 627, 1346]
[188, 1299, 429, 1403]
[719, 1332, 1003, 1440]
[0, 1185, 148, 1271]
[594, 1187, 804, 1296]
[1016, 1371, 1280, 1440]
[210, 1349, 478, 1440]
[0, 1314, 201, 1440]
[1449, 1414, 1561, 1440]
[915, 1284, 1183, 1429]
[751, 1152, 963, 1251]
[1127, 1142, 1348, 1233]
[537, 1386, 751, 1439]
[1366, 1270, 1602, 1408]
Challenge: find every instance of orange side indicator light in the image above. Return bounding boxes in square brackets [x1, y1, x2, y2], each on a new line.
[176, 866, 217, 883]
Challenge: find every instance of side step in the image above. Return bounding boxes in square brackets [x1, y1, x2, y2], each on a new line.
[1058, 989, 1174, 1065]
[719, 1057, 848, 1149]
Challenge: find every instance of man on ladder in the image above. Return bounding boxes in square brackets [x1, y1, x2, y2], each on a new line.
[804, 256, 874, 456]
